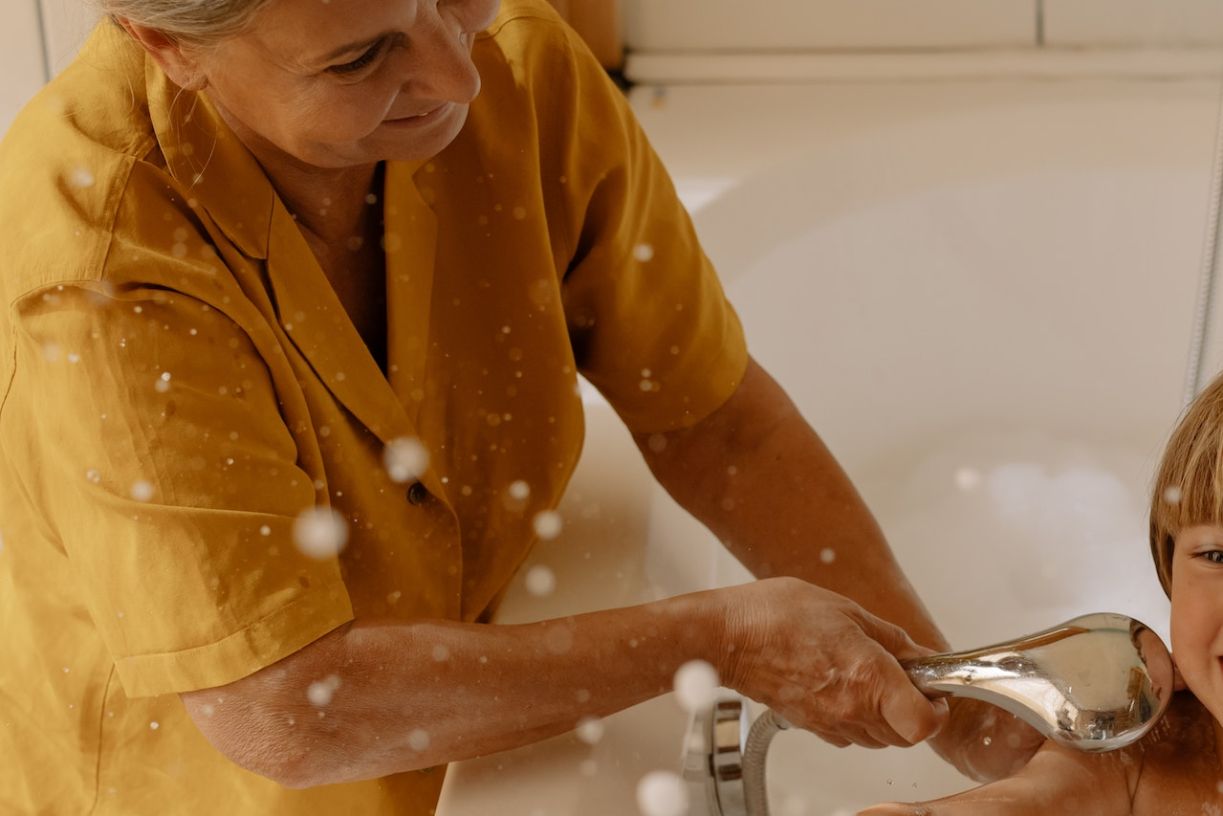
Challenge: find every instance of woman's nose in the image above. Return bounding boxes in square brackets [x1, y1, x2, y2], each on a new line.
[403, 9, 484, 104]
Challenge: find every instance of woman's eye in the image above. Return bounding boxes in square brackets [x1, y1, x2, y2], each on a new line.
[1202, 550, 1223, 564]
[328, 40, 385, 75]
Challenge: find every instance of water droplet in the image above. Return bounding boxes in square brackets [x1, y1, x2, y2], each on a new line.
[526, 564, 556, 596]
[85, 468, 102, 484]
[575, 716, 604, 745]
[633, 243, 655, 263]
[149, 721, 159, 731]
[383, 437, 430, 483]
[636, 770, 688, 816]
[408, 729, 430, 751]
[69, 166, 95, 188]
[673, 660, 719, 713]
[259, 525, 271, 536]
[508, 480, 531, 501]
[819, 548, 836, 564]
[533, 510, 563, 540]
[432, 644, 450, 662]
[954, 467, 981, 491]
[1163, 485, 1183, 505]
[130, 480, 154, 502]
[292, 507, 349, 559]
[307, 674, 341, 706]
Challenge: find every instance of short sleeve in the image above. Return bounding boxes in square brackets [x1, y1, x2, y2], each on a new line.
[551, 26, 749, 434]
[10, 281, 354, 698]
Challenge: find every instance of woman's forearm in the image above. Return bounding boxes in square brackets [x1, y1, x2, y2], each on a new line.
[636, 357, 949, 652]
[233, 592, 726, 788]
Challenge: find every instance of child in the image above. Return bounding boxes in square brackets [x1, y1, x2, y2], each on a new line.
[862, 373, 1223, 816]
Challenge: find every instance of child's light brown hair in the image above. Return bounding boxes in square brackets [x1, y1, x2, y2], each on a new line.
[1150, 374, 1223, 596]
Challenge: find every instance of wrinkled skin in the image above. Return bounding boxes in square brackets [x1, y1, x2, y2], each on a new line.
[719, 577, 949, 748]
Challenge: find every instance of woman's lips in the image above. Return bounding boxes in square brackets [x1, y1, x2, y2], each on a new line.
[383, 103, 450, 127]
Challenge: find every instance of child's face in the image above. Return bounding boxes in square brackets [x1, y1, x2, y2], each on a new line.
[1171, 525, 1223, 721]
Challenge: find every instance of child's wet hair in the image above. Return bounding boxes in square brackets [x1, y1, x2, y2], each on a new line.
[1150, 374, 1223, 596]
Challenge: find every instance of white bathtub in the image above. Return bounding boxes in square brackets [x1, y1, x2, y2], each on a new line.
[438, 63, 1220, 815]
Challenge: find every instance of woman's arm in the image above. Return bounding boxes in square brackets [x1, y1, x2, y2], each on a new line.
[632, 356, 1043, 778]
[179, 578, 946, 788]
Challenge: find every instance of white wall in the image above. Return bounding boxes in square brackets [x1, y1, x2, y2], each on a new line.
[623, 0, 1223, 52]
[40, 0, 101, 75]
[0, 1, 99, 138]
[624, 0, 1036, 52]
[1, 1, 48, 137]
[1045, 0, 1223, 47]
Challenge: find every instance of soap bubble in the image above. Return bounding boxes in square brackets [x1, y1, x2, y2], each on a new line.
[633, 243, 655, 263]
[674, 660, 719, 713]
[819, 547, 836, 564]
[1163, 485, 1182, 505]
[636, 770, 688, 816]
[525, 565, 556, 596]
[533, 510, 563, 540]
[130, 480, 154, 502]
[508, 480, 531, 501]
[408, 729, 431, 751]
[293, 507, 349, 559]
[154, 371, 171, 393]
[575, 716, 605, 745]
[383, 437, 429, 483]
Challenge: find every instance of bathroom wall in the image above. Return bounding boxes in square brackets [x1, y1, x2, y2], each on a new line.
[623, 0, 1223, 51]
[1044, 0, 1223, 46]
[1, 1, 49, 137]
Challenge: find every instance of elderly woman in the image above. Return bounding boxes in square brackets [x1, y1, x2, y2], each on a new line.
[0, 0, 1033, 812]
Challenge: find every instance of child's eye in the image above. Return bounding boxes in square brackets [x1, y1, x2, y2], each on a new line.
[328, 40, 386, 75]
[1201, 550, 1223, 564]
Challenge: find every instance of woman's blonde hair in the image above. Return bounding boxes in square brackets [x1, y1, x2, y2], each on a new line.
[1150, 373, 1223, 596]
[96, 0, 274, 46]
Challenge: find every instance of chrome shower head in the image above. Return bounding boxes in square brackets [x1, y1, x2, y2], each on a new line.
[902, 612, 1173, 752]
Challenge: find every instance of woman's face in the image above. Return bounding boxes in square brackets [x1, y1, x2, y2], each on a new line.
[1170, 524, 1223, 721]
[189, 0, 501, 168]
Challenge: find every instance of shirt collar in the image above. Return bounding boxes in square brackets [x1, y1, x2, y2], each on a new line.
[145, 59, 277, 260]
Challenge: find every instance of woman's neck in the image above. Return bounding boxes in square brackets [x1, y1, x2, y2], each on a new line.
[209, 97, 383, 247]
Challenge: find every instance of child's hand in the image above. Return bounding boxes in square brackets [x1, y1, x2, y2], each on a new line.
[856, 739, 1130, 816]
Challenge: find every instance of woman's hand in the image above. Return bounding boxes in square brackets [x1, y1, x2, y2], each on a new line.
[716, 577, 949, 748]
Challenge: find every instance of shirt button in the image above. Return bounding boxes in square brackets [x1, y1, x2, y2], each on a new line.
[406, 482, 429, 506]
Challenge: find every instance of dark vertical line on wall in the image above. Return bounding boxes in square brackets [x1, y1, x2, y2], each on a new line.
[1036, 0, 1046, 47]
[32, 0, 53, 82]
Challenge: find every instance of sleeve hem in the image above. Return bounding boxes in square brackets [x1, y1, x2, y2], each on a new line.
[114, 582, 355, 698]
[612, 324, 751, 436]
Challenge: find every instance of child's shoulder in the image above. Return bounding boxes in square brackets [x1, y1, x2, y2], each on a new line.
[1129, 690, 1222, 814]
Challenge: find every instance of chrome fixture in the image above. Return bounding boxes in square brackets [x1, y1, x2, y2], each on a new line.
[693, 613, 1173, 816]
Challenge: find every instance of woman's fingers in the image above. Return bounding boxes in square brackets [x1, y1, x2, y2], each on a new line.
[849, 609, 949, 744]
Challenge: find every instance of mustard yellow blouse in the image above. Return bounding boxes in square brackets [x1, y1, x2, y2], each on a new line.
[0, 2, 747, 813]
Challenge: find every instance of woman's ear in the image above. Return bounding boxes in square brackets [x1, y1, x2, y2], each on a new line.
[114, 18, 210, 90]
